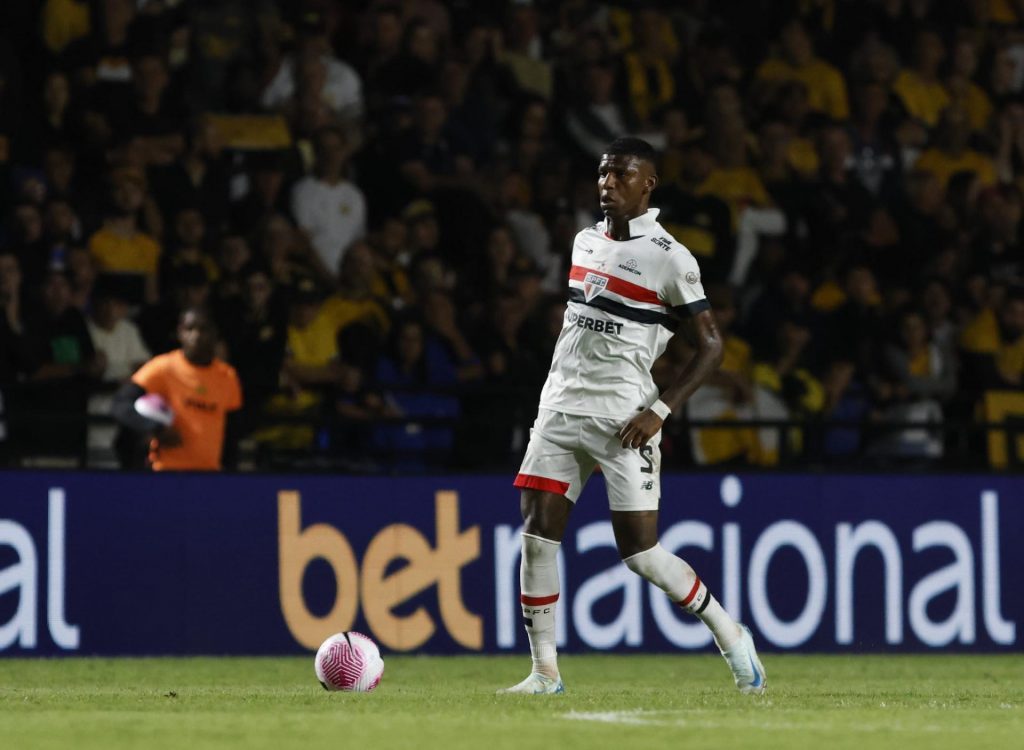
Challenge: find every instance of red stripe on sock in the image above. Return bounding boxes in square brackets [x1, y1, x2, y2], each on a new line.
[513, 473, 570, 495]
[678, 576, 702, 608]
[521, 593, 559, 606]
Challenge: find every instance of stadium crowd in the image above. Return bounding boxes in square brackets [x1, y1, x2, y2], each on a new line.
[2, 0, 1024, 471]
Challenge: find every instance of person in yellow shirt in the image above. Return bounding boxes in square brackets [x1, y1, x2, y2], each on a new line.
[88, 167, 162, 304]
[959, 288, 1024, 395]
[755, 19, 849, 120]
[914, 104, 997, 189]
[893, 30, 950, 129]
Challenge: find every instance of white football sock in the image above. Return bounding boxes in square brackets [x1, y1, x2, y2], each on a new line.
[623, 543, 741, 650]
[520, 532, 560, 678]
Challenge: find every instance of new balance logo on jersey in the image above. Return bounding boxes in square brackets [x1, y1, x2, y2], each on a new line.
[651, 236, 672, 250]
[582, 272, 608, 301]
[566, 311, 624, 335]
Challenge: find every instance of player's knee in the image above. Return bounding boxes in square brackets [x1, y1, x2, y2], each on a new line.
[622, 543, 664, 582]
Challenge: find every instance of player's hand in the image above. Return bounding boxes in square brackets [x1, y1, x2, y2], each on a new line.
[618, 409, 663, 449]
[156, 426, 183, 448]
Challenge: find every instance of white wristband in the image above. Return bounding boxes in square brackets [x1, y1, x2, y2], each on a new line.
[649, 399, 672, 420]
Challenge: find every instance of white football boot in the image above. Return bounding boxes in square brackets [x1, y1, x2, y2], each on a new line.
[496, 672, 565, 695]
[720, 624, 767, 694]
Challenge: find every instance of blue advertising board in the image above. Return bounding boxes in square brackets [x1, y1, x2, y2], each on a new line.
[0, 471, 1020, 655]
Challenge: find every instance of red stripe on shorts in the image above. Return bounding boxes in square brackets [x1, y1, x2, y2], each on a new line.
[521, 593, 559, 606]
[514, 473, 570, 495]
[678, 576, 702, 608]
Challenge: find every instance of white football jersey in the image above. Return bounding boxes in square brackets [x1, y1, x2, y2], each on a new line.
[538, 208, 709, 420]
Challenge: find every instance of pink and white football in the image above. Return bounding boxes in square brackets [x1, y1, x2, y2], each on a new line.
[134, 393, 175, 427]
[315, 632, 384, 692]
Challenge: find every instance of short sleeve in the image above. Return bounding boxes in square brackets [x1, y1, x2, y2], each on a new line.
[131, 356, 166, 393]
[661, 251, 710, 318]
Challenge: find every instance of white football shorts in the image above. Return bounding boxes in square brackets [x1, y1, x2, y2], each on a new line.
[513, 408, 662, 511]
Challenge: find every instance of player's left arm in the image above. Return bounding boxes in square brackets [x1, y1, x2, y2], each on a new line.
[618, 249, 724, 449]
[618, 309, 723, 448]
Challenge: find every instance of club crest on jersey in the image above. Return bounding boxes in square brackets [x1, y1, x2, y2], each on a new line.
[582, 272, 608, 301]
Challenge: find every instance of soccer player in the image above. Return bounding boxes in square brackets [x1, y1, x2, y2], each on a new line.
[112, 307, 242, 471]
[499, 138, 766, 695]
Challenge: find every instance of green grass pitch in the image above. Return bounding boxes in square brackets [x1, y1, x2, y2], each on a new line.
[1, 654, 1021, 750]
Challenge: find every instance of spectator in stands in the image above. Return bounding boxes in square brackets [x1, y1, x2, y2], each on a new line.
[870, 307, 956, 459]
[140, 263, 211, 354]
[112, 306, 242, 471]
[22, 268, 105, 457]
[291, 126, 367, 281]
[261, 11, 362, 120]
[959, 286, 1024, 395]
[756, 19, 849, 120]
[160, 205, 217, 295]
[151, 115, 231, 228]
[88, 166, 162, 304]
[915, 104, 997, 189]
[87, 275, 151, 383]
[220, 264, 287, 409]
[373, 314, 461, 471]
[893, 29, 949, 130]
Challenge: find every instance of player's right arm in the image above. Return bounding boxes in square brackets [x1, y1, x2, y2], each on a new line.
[112, 360, 183, 447]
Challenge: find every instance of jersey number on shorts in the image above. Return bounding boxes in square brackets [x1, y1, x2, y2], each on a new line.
[638, 445, 654, 474]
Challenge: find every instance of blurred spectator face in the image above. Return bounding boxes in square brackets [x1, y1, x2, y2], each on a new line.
[244, 270, 272, 312]
[1000, 297, 1024, 340]
[94, 294, 129, 329]
[705, 84, 742, 126]
[521, 101, 548, 139]
[781, 268, 811, 302]
[680, 143, 713, 184]
[67, 247, 96, 289]
[921, 280, 952, 322]
[44, 148, 75, 194]
[43, 72, 70, 115]
[192, 117, 224, 158]
[853, 37, 899, 86]
[220, 235, 252, 273]
[42, 271, 72, 315]
[662, 108, 688, 146]
[407, 23, 438, 64]
[953, 38, 979, 78]
[855, 82, 888, 124]
[781, 21, 813, 65]
[44, 200, 77, 241]
[991, 47, 1017, 93]
[413, 256, 450, 295]
[261, 215, 296, 259]
[14, 204, 44, 243]
[415, 95, 447, 138]
[907, 171, 944, 214]
[899, 311, 929, 349]
[585, 66, 614, 105]
[409, 214, 440, 252]
[175, 209, 205, 248]
[377, 217, 407, 259]
[819, 127, 852, 173]
[939, 105, 971, 151]
[111, 174, 145, 215]
[104, 0, 135, 40]
[315, 128, 348, 177]
[0, 253, 21, 300]
[291, 297, 321, 328]
[487, 227, 516, 269]
[396, 320, 425, 367]
[374, 11, 402, 55]
[759, 121, 792, 167]
[177, 278, 210, 310]
[845, 266, 879, 306]
[133, 55, 169, 100]
[915, 31, 945, 75]
[340, 241, 377, 288]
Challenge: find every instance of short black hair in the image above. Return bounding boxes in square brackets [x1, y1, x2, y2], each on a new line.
[603, 137, 657, 165]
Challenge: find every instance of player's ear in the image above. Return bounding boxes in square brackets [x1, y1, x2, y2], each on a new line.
[645, 173, 659, 194]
